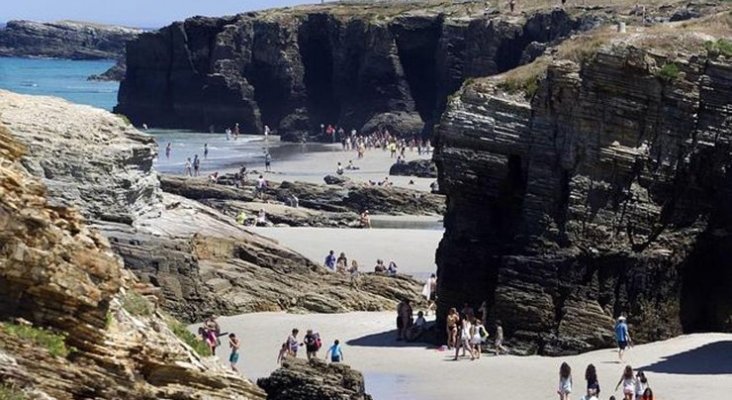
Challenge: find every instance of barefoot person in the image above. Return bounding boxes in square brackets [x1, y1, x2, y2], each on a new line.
[495, 320, 508, 355]
[325, 339, 343, 363]
[558, 362, 572, 400]
[228, 333, 240, 372]
[286, 329, 301, 358]
[615, 365, 636, 400]
[446, 307, 459, 349]
[615, 316, 632, 362]
[585, 364, 600, 399]
[396, 299, 413, 341]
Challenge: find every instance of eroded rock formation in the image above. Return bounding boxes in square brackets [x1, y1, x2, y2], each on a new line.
[258, 358, 372, 400]
[434, 21, 732, 354]
[0, 123, 265, 399]
[0, 90, 424, 323]
[0, 20, 140, 59]
[116, 2, 593, 138]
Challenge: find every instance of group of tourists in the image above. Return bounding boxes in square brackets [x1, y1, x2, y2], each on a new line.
[556, 362, 653, 400]
[277, 328, 344, 364]
[337, 126, 433, 160]
[196, 316, 241, 372]
[445, 303, 503, 361]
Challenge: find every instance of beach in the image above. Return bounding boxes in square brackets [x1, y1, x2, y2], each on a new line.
[204, 312, 732, 400]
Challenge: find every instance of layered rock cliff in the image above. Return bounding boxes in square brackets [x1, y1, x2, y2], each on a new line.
[116, 1, 595, 138]
[0, 90, 424, 323]
[0, 122, 265, 399]
[434, 14, 732, 354]
[0, 20, 140, 60]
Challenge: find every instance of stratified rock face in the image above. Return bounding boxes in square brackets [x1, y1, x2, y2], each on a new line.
[0, 123, 265, 399]
[0, 20, 141, 59]
[116, 5, 587, 138]
[434, 47, 732, 354]
[0, 90, 163, 224]
[258, 358, 373, 400]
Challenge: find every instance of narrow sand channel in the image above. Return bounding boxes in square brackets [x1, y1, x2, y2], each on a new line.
[198, 312, 732, 400]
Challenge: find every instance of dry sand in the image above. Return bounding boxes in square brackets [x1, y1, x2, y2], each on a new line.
[203, 312, 732, 400]
[257, 140, 436, 191]
[254, 227, 443, 281]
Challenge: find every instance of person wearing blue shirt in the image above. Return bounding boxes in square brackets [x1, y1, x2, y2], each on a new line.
[324, 250, 336, 271]
[615, 316, 632, 362]
[326, 339, 343, 363]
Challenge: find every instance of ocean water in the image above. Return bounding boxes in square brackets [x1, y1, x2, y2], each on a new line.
[0, 57, 118, 110]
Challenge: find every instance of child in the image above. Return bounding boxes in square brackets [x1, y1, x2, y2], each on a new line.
[634, 371, 648, 399]
[641, 388, 653, 400]
[276, 343, 288, 364]
[558, 362, 572, 400]
[471, 319, 488, 358]
[615, 365, 636, 400]
[228, 333, 240, 372]
[325, 339, 344, 363]
[585, 364, 600, 398]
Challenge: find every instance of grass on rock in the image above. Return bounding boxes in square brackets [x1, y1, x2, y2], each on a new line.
[0, 384, 27, 400]
[0, 323, 69, 358]
[167, 318, 212, 357]
[122, 292, 153, 317]
[656, 63, 681, 81]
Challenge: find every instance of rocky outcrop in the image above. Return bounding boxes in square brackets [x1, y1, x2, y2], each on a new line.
[88, 58, 127, 81]
[0, 20, 140, 59]
[389, 159, 437, 178]
[434, 20, 732, 354]
[0, 90, 425, 323]
[258, 358, 372, 400]
[0, 122, 265, 399]
[116, 2, 596, 137]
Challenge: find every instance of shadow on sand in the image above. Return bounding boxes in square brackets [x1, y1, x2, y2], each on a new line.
[640, 340, 732, 375]
[346, 328, 433, 349]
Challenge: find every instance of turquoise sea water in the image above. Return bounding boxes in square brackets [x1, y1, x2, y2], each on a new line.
[0, 57, 118, 110]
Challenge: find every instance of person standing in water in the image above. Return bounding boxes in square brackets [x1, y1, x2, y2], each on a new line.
[228, 333, 240, 372]
[193, 154, 201, 177]
[264, 152, 272, 172]
[165, 142, 172, 159]
[234, 123, 240, 140]
[204, 143, 209, 160]
[184, 158, 193, 177]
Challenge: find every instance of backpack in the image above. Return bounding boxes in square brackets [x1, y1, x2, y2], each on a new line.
[314, 333, 322, 350]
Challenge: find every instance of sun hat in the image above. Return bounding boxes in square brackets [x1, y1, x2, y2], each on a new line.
[618, 316, 626, 321]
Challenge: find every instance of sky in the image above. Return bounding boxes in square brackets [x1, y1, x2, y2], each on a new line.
[0, 0, 321, 28]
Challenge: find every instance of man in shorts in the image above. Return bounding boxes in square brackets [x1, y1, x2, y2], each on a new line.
[228, 333, 240, 372]
[615, 316, 632, 361]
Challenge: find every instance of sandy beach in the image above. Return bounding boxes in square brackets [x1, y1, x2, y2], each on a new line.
[202, 312, 732, 400]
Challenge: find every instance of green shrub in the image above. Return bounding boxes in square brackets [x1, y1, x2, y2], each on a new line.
[656, 63, 680, 81]
[1, 323, 69, 358]
[705, 38, 732, 58]
[122, 292, 153, 317]
[167, 319, 211, 357]
[0, 384, 27, 400]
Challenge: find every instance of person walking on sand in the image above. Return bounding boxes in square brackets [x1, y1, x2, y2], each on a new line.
[446, 307, 459, 349]
[184, 157, 193, 176]
[495, 320, 508, 355]
[634, 371, 648, 400]
[585, 364, 600, 398]
[615, 365, 636, 400]
[454, 317, 475, 360]
[558, 362, 572, 400]
[286, 328, 301, 358]
[165, 142, 172, 159]
[303, 329, 321, 360]
[204, 143, 209, 159]
[325, 339, 343, 363]
[615, 316, 632, 362]
[471, 319, 488, 359]
[264, 151, 272, 172]
[234, 122, 240, 140]
[228, 333, 240, 372]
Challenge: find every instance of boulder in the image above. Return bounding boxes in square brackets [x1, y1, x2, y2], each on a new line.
[258, 358, 372, 400]
[324, 174, 351, 185]
[389, 159, 437, 178]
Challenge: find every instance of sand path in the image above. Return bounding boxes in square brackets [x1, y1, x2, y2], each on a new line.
[204, 312, 732, 400]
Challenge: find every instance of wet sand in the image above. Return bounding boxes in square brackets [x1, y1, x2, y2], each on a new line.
[203, 312, 732, 400]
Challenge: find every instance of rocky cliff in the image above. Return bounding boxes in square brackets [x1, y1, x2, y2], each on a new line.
[0, 90, 424, 323]
[0, 122, 265, 399]
[434, 13, 732, 355]
[115, 1, 597, 138]
[0, 20, 140, 60]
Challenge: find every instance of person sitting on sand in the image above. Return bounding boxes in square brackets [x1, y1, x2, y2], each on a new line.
[346, 160, 359, 170]
[208, 171, 219, 183]
[360, 210, 371, 228]
[257, 208, 267, 226]
[336, 162, 344, 175]
[324, 250, 337, 271]
[337, 252, 348, 268]
[405, 311, 427, 341]
[236, 210, 247, 226]
[325, 339, 344, 363]
[336, 259, 347, 274]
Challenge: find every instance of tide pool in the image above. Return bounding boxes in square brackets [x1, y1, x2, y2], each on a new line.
[0, 57, 118, 110]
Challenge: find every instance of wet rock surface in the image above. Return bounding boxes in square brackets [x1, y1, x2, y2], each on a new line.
[434, 43, 732, 355]
[0, 20, 140, 59]
[258, 358, 373, 400]
[389, 159, 437, 178]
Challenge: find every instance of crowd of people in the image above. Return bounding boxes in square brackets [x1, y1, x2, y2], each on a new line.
[323, 250, 404, 278]
[276, 328, 345, 364]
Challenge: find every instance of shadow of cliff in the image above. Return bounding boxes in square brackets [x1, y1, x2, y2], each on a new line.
[639, 341, 732, 375]
[346, 328, 433, 349]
